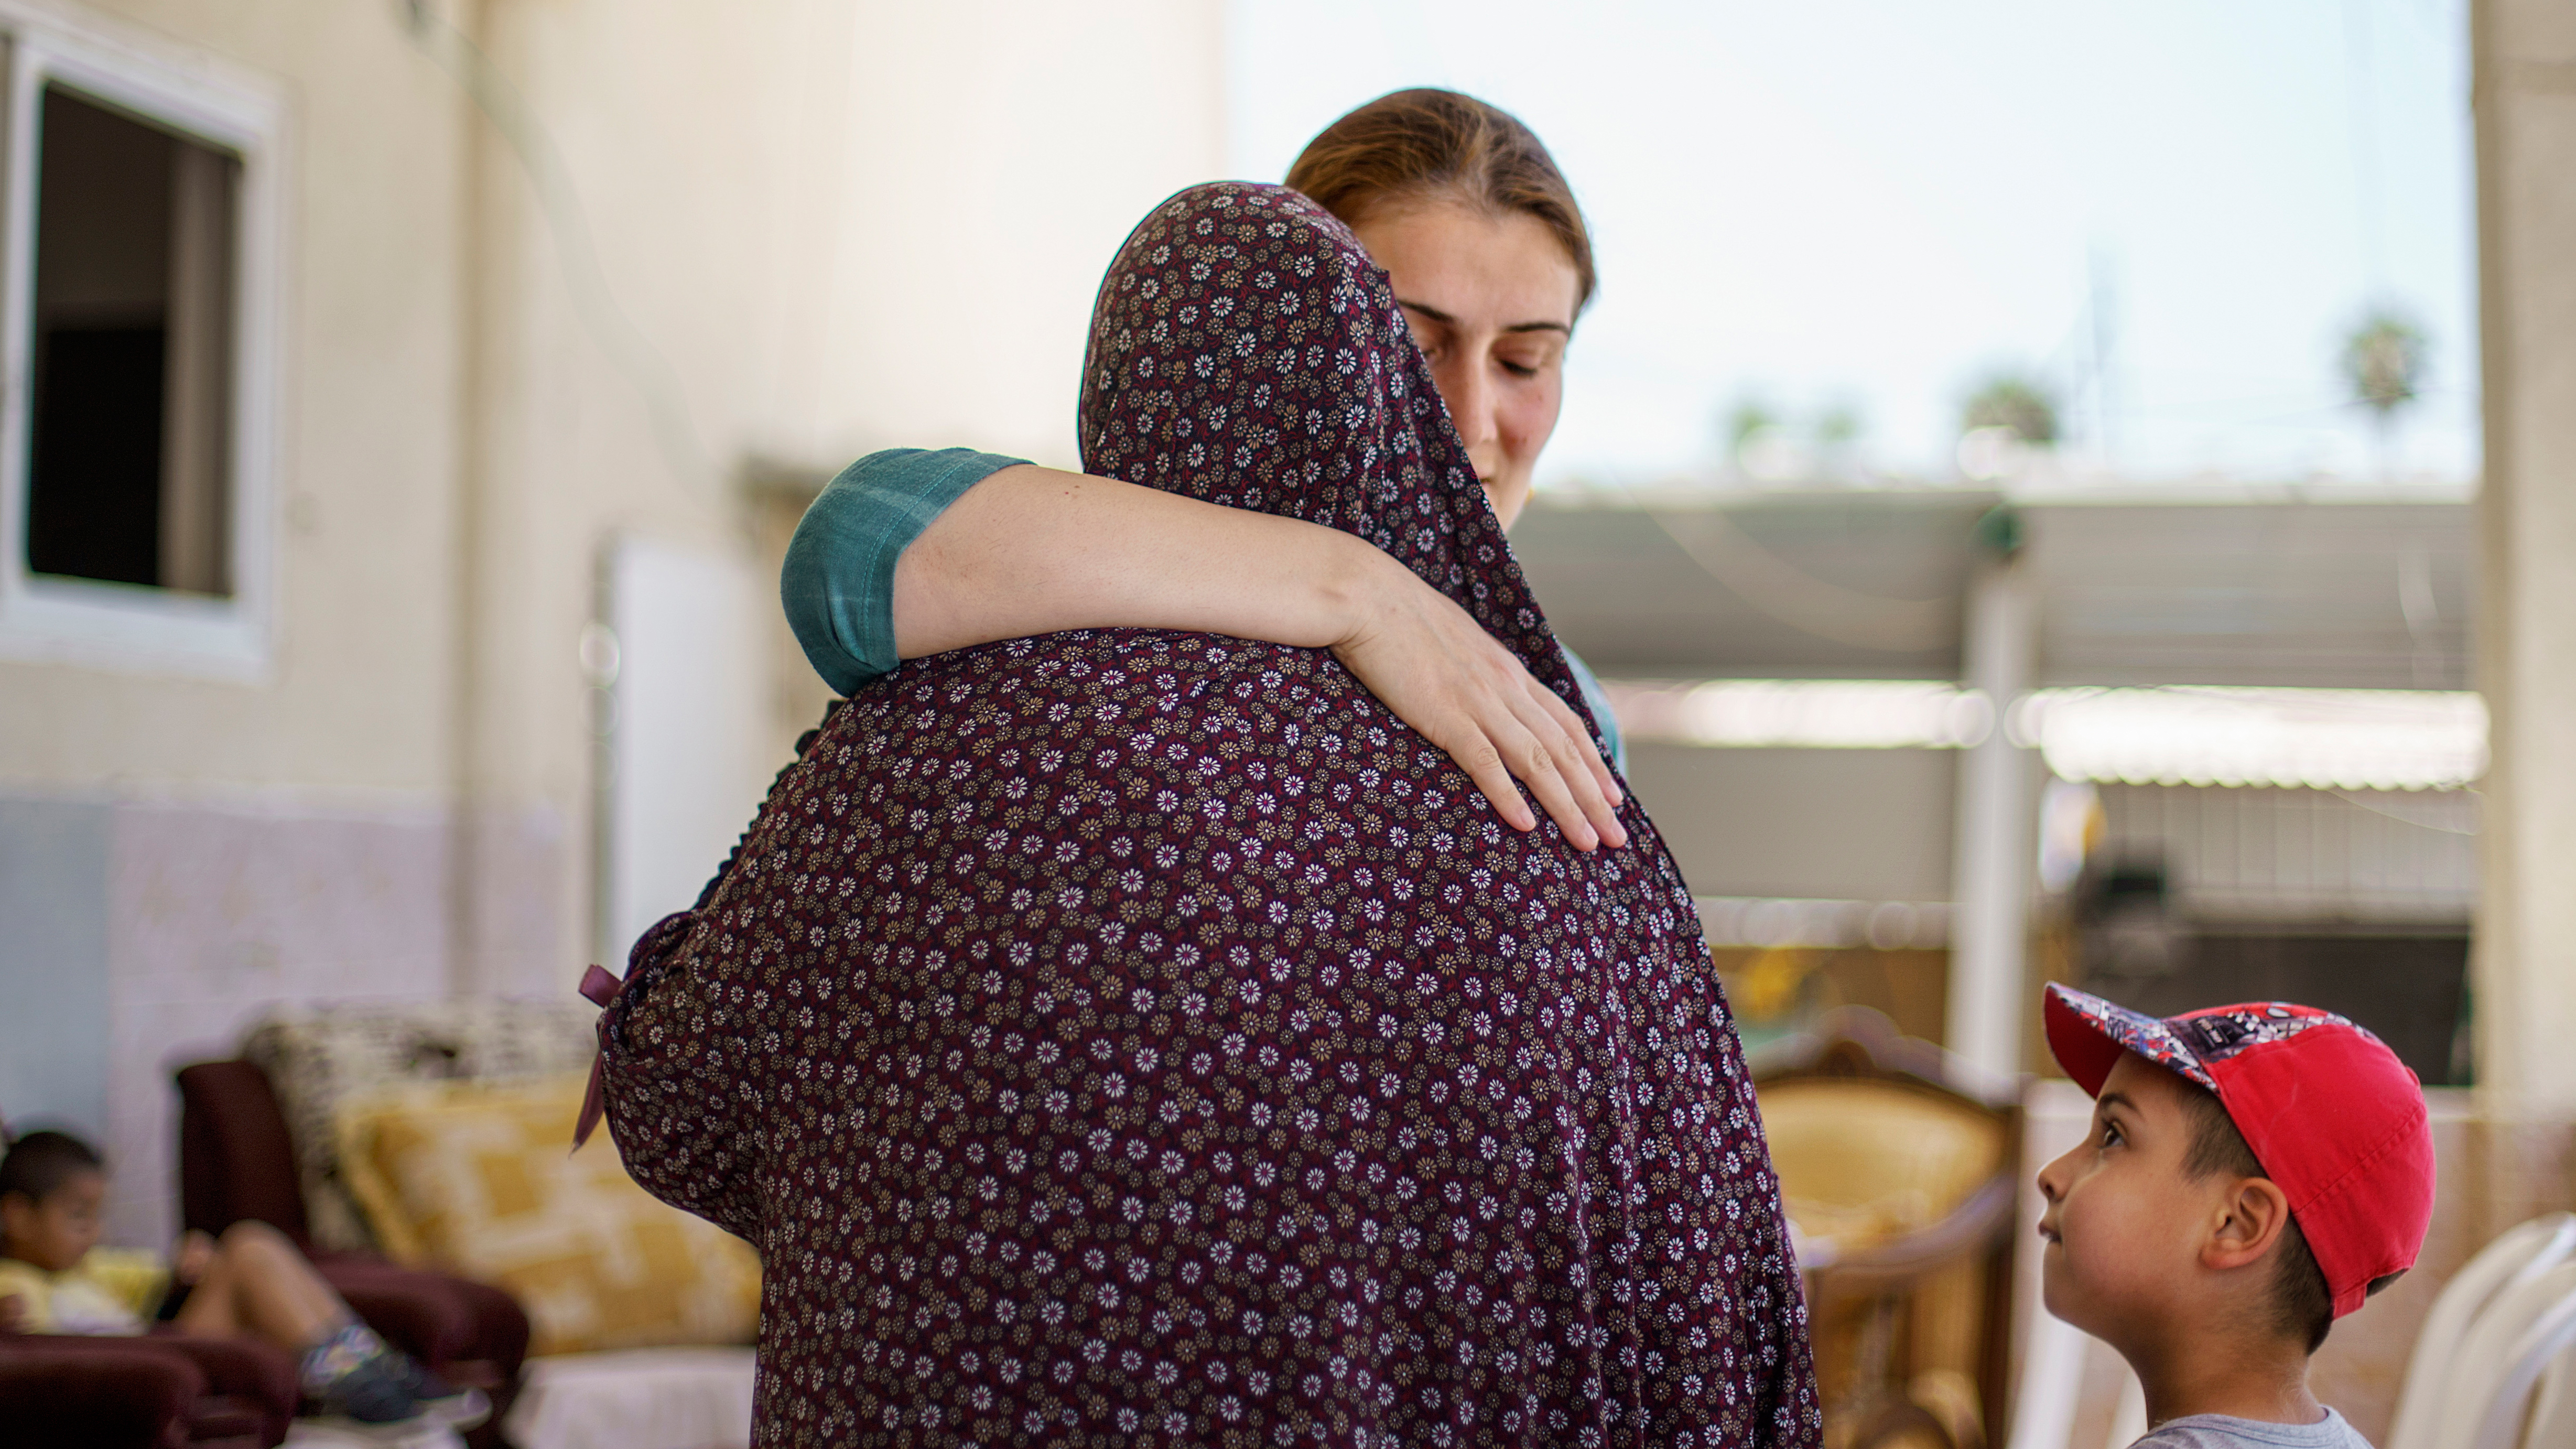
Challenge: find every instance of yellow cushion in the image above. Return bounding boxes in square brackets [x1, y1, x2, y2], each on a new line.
[1755, 1077, 2006, 1256]
[337, 1073, 760, 1356]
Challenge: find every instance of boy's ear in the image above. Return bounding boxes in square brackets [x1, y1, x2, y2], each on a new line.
[2201, 1174, 2292, 1273]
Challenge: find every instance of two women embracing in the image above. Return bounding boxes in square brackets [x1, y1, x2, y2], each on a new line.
[590, 91, 1823, 1449]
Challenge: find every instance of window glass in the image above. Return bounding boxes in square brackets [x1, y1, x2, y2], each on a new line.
[25, 84, 236, 594]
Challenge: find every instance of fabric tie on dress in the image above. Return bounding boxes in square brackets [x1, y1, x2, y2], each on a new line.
[575, 907, 716, 1152]
[571, 963, 623, 1152]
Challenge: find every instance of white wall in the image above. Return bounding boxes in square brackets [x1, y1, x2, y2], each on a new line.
[602, 536, 772, 957]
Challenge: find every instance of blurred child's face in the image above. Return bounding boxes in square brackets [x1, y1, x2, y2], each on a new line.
[2034, 1053, 2222, 1349]
[0, 1170, 106, 1272]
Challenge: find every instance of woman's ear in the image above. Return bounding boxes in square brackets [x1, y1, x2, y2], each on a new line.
[2202, 1174, 2292, 1273]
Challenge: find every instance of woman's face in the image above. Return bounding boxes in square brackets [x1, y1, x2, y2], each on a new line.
[1351, 200, 1580, 531]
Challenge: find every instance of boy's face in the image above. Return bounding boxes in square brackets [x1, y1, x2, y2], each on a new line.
[0, 1170, 106, 1272]
[2034, 1052, 2225, 1348]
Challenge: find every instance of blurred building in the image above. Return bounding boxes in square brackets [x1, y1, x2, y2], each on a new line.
[1514, 490, 2480, 1080]
[0, 0, 1221, 1243]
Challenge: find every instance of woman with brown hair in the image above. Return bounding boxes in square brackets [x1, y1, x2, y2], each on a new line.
[782, 90, 1633, 841]
[600, 174, 1819, 1445]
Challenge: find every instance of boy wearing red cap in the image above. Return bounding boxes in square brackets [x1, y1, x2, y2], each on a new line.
[2036, 984, 2435, 1447]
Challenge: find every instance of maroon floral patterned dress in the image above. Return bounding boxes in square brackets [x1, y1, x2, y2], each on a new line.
[599, 183, 1820, 1448]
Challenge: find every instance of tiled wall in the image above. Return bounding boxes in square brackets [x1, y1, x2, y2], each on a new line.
[102, 797, 458, 1247]
[0, 792, 541, 1247]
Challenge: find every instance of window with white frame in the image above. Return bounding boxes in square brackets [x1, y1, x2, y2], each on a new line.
[0, 16, 283, 677]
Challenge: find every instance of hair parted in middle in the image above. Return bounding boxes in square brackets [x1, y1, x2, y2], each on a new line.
[1284, 88, 1597, 315]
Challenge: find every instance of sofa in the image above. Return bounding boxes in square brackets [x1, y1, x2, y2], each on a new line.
[179, 1000, 756, 1449]
[176, 1057, 529, 1447]
[0, 1325, 297, 1449]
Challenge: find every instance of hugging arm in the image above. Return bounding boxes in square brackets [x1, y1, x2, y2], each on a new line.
[783, 450, 1626, 850]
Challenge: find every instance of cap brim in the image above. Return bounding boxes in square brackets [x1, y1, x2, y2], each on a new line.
[2043, 983, 2217, 1096]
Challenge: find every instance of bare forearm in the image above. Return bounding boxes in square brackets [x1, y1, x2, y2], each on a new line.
[890, 465, 1380, 658]
[885, 461, 1625, 849]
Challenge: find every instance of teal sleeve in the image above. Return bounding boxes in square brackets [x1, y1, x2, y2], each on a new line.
[781, 448, 1031, 696]
[1558, 646, 1629, 778]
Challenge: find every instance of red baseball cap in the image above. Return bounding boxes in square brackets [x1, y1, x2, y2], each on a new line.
[2043, 983, 2434, 1317]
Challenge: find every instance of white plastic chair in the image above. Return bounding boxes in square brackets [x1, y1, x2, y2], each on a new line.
[2386, 1213, 2576, 1449]
[2522, 1344, 2576, 1449]
[2434, 1260, 2576, 1449]
[2472, 1263, 2576, 1449]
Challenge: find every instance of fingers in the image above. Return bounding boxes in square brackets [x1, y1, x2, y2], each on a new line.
[1510, 680, 1627, 849]
[1425, 693, 1601, 849]
[1504, 680, 1617, 840]
[1324, 580, 1631, 851]
[1447, 730, 1540, 835]
[1458, 639, 1623, 849]
[1495, 719, 1602, 850]
[1531, 677, 1623, 805]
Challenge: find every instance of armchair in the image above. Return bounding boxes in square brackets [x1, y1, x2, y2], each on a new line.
[1755, 1008, 2022, 1449]
[0, 1326, 295, 1449]
[175, 1058, 528, 1445]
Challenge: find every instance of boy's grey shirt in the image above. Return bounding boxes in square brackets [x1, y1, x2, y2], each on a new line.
[2133, 1408, 2373, 1449]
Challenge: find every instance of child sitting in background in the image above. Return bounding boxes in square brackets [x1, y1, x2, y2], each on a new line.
[0, 1127, 481, 1431]
[2036, 985, 2434, 1448]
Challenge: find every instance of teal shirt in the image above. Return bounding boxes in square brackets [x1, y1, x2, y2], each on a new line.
[780, 447, 1628, 773]
[781, 448, 1029, 697]
[1559, 648, 1629, 777]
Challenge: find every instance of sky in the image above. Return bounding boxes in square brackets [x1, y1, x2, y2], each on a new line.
[1226, 0, 2478, 490]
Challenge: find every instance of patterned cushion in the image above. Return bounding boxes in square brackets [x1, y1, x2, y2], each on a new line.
[241, 1001, 598, 1250]
[336, 1074, 760, 1356]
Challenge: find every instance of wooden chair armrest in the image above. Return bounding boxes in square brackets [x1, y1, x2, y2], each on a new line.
[1807, 1172, 2018, 1304]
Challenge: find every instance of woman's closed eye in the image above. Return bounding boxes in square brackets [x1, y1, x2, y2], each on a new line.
[1494, 340, 1563, 380]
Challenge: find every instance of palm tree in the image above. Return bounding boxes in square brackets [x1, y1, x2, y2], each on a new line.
[1725, 397, 1778, 455]
[1962, 374, 2060, 445]
[2342, 309, 2426, 478]
[1816, 403, 1864, 447]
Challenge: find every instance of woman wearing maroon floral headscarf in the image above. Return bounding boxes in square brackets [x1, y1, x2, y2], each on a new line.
[596, 183, 1820, 1447]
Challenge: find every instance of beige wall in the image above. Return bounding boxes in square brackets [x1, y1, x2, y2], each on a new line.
[450, 0, 1227, 992]
[0, 0, 1225, 803]
[2472, 0, 2576, 1119]
[0, 0, 469, 800]
[0, 0, 1223, 1242]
